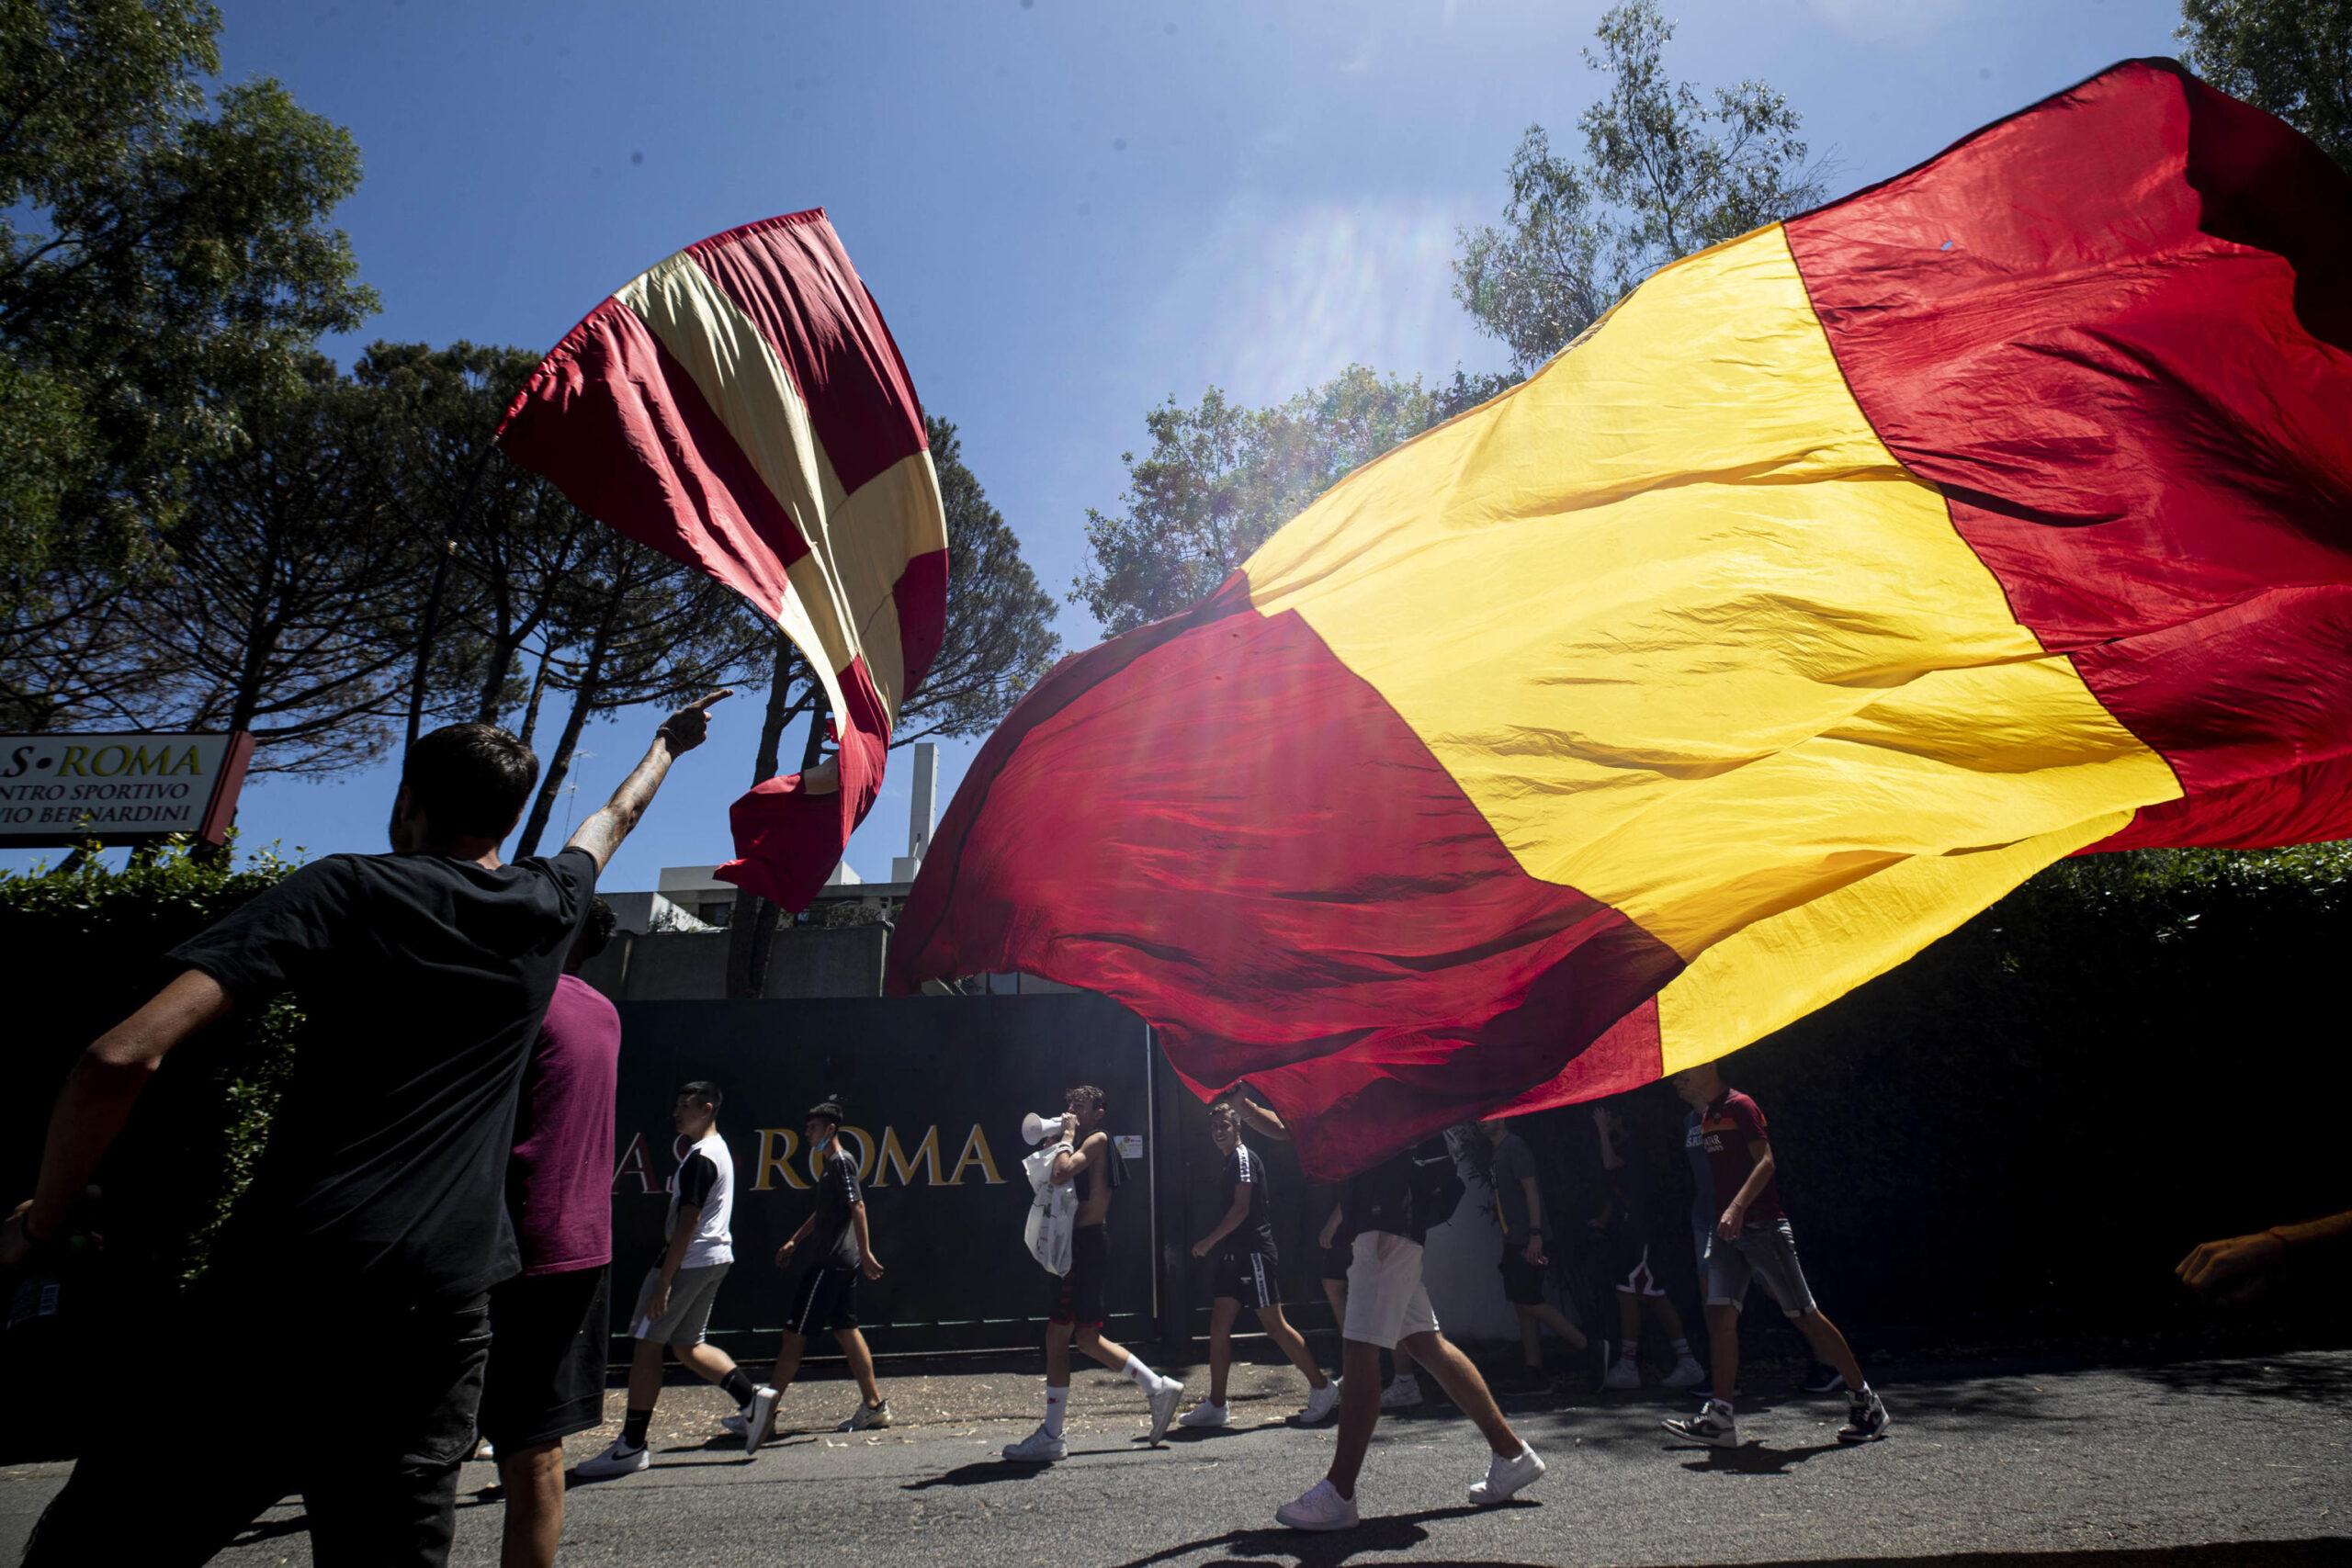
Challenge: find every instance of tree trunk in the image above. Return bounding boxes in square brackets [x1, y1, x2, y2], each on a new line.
[514, 648, 553, 750]
[513, 606, 617, 858]
[726, 634, 799, 998]
[512, 677, 594, 859]
[403, 539, 456, 749]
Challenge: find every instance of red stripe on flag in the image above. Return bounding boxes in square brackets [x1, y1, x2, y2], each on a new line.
[719, 654, 889, 908]
[888, 576, 1684, 1179]
[895, 547, 949, 699]
[685, 211, 929, 496]
[498, 296, 811, 607]
[1786, 60, 2352, 851]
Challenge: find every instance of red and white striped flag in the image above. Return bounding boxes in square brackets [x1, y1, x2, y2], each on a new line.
[501, 210, 946, 908]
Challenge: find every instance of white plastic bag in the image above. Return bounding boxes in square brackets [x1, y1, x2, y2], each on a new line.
[1023, 1142, 1077, 1276]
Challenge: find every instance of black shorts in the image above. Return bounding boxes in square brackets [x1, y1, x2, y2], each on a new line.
[1214, 1248, 1279, 1310]
[1606, 1225, 1665, 1297]
[1498, 1247, 1547, 1307]
[787, 1265, 860, 1336]
[1050, 1224, 1109, 1325]
[481, 1266, 611, 1449]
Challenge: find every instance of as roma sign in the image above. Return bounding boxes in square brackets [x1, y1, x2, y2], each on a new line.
[0, 731, 254, 849]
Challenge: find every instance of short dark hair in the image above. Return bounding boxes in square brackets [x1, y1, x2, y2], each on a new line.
[1066, 1085, 1105, 1115]
[402, 723, 537, 840]
[807, 1100, 843, 1127]
[677, 1080, 723, 1110]
[576, 897, 617, 961]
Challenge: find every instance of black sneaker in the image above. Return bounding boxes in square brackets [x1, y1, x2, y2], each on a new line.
[1838, 1388, 1889, 1443]
[1801, 1365, 1845, 1395]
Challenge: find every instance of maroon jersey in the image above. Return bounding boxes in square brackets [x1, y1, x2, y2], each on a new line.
[1686, 1089, 1783, 1224]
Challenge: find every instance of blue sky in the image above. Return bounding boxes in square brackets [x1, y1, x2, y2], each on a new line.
[8, 0, 2185, 889]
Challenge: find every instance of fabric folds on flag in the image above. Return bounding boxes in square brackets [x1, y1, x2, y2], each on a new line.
[888, 61, 2352, 1178]
[500, 210, 947, 909]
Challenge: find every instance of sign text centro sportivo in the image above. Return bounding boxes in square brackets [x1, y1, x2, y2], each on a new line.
[0, 731, 254, 848]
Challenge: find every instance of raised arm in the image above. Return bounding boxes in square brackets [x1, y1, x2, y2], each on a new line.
[4, 971, 234, 1266]
[567, 690, 729, 874]
[1231, 1091, 1290, 1142]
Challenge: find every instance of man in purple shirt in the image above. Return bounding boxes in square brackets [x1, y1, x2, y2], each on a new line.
[480, 897, 622, 1568]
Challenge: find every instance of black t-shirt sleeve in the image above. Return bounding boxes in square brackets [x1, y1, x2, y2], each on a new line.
[534, 846, 600, 938]
[831, 1153, 862, 1207]
[675, 1151, 719, 1209]
[168, 857, 360, 999]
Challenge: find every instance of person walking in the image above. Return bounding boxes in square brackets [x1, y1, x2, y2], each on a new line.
[1276, 1134, 1548, 1530]
[1001, 1086, 1184, 1462]
[1661, 1060, 1889, 1450]
[4, 695, 726, 1565]
[1478, 1117, 1589, 1386]
[1178, 1100, 1340, 1429]
[478, 897, 623, 1568]
[572, 1081, 766, 1478]
[737, 1100, 890, 1450]
[1589, 1101, 1704, 1392]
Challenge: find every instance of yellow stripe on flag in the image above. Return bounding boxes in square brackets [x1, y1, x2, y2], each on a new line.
[1242, 224, 2179, 1021]
[621, 259, 946, 720]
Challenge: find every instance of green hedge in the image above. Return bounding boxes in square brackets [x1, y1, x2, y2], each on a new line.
[1, 839, 303, 1289]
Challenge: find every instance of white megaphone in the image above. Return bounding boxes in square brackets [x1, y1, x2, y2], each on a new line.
[1022, 1111, 1068, 1146]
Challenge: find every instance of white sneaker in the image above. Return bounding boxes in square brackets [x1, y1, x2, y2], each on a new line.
[570, 1438, 649, 1479]
[1297, 1381, 1341, 1426]
[1662, 1399, 1739, 1449]
[1177, 1399, 1228, 1428]
[1379, 1373, 1423, 1409]
[1001, 1424, 1067, 1463]
[1469, 1441, 1547, 1506]
[837, 1399, 892, 1432]
[742, 1385, 781, 1453]
[1276, 1478, 1360, 1530]
[1663, 1356, 1706, 1389]
[1601, 1357, 1641, 1391]
[1147, 1375, 1184, 1443]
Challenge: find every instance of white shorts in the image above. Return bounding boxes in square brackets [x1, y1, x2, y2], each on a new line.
[1341, 1232, 1439, 1349]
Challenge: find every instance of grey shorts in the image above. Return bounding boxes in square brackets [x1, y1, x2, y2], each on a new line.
[1704, 1218, 1817, 1318]
[629, 1262, 729, 1346]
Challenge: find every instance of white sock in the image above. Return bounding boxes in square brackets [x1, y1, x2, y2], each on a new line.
[1123, 1353, 1158, 1391]
[1670, 1337, 1692, 1357]
[1615, 1344, 1639, 1364]
[1044, 1384, 1068, 1438]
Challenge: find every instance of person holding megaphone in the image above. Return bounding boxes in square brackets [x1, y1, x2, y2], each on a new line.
[1002, 1086, 1185, 1462]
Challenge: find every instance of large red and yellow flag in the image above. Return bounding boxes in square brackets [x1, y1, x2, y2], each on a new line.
[500, 210, 946, 909]
[889, 62, 2352, 1176]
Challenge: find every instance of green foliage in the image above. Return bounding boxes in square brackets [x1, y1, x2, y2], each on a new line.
[2179, 0, 2351, 170]
[1074, 366, 1465, 637]
[1453, 0, 1825, 372]
[0, 835, 303, 1285]
[0, 0, 376, 727]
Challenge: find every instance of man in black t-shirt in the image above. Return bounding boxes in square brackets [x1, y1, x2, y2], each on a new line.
[5, 694, 726, 1567]
[741, 1100, 890, 1450]
[1180, 1099, 1337, 1428]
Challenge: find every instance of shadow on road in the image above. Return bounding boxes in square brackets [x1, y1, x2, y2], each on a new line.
[1107, 1504, 1520, 1567]
[901, 1460, 1049, 1491]
[1672, 1438, 1850, 1475]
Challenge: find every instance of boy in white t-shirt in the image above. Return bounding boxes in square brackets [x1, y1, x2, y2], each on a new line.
[574, 1081, 765, 1478]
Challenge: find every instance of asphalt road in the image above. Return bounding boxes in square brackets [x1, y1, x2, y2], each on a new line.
[6, 1349, 2348, 1566]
